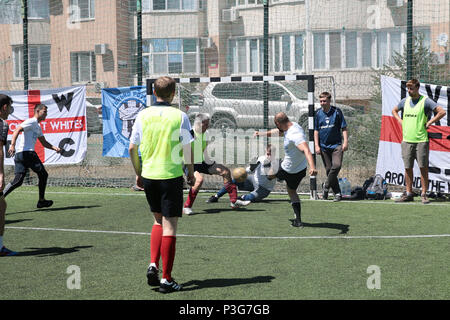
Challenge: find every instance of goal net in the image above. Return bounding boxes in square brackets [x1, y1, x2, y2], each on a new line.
[147, 75, 318, 195]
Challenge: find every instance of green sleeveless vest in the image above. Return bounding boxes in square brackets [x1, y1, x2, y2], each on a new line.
[402, 96, 428, 143]
[193, 130, 207, 163]
[139, 106, 183, 179]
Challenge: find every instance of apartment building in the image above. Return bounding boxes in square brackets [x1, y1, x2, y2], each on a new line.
[0, 0, 448, 103]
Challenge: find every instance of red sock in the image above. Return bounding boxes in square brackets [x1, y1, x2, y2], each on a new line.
[150, 224, 163, 269]
[184, 188, 198, 208]
[225, 182, 237, 203]
[161, 236, 177, 282]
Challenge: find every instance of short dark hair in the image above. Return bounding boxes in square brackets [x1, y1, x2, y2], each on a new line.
[319, 92, 332, 100]
[34, 103, 47, 113]
[154, 76, 176, 101]
[0, 94, 12, 108]
[406, 78, 420, 89]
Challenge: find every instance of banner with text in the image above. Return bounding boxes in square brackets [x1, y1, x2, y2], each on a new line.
[377, 76, 450, 193]
[1, 86, 87, 165]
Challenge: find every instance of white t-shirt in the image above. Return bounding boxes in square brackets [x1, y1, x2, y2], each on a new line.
[15, 117, 43, 153]
[130, 106, 193, 147]
[251, 155, 276, 191]
[281, 122, 307, 174]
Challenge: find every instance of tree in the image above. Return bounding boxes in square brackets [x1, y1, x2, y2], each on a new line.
[371, 33, 449, 103]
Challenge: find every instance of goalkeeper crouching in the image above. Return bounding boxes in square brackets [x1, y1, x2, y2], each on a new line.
[207, 144, 277, 203]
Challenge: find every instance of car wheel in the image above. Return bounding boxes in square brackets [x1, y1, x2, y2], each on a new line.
[212, 116, 237, 130]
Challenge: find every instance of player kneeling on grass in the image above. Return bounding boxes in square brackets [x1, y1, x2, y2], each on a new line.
[255, 112, 317, 228]
[182, 113, 250, 215]
[207, 144, 277, 204]
[129, 76, 195, 293]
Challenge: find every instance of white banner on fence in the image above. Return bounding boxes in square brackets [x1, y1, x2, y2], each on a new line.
[376, 76, 450, 193]
[1, 86, 87, 166]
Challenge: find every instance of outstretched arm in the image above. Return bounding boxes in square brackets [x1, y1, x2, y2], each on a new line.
[37, 136, 61, 153]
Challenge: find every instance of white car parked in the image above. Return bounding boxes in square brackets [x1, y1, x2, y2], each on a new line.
[197, 81, 314, 129]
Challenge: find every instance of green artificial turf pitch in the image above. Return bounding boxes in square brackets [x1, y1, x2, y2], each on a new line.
[1, 186, 449, 300]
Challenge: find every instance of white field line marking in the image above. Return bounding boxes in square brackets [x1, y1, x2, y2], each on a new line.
[5, 226, 450, 240]
[13, 191, 450, 206]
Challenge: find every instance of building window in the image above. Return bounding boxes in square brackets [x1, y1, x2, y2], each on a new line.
[329, 32, 341, 69]
[313, 33, 326, 70]
[143, 0, 198, 11]
[70, 52, 96, 83]
[228, 0, 263, 6]
[228, 34, 304, 74]
[143, 38, 199, 75]
[312, 29, 418, 70]
[345, 32, 357, 68]
[362, 33, 372, 68]
[29, 0, 49, 19]
[294, 35, 303, 70]
[70, 0, 95, 21]
[13, 45, 51, 79]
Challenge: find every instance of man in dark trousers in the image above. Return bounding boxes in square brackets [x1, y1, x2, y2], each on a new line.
[314, 92, 348, 202]
[4, 103, 61, 208]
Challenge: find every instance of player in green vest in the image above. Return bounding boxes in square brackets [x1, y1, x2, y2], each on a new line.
[129, 76, 195, 293]
[182, 113, 250, 215]
[392, 78, 446, 204]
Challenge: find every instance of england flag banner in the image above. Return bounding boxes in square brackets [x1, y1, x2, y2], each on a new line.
[102, 86, 147, 157]
[2, 86, 87, 166]
[377, 76, 450, 193]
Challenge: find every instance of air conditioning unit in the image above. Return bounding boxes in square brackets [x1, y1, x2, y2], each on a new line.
[386, 0, 404, 7]
[94, 82, 107, 93]
[94, 44, 108, 55]
[222, 8, 239, 23]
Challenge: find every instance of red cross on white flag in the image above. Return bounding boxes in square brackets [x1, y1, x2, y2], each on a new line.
[2, 86, 88, 166]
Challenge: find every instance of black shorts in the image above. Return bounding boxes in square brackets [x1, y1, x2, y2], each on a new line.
[142, 176, 184, 217]
[186, 161, 216, 175]
[276, 168, 307, 190]
[14, 151, 46, 175]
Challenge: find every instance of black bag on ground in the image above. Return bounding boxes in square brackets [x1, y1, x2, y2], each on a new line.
[341, 186, 365, 200]
[364, 174, 388, 200]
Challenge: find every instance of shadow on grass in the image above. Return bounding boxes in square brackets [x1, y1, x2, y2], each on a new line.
[152, 276, 275, 292]
[7, 205, 101, 215]
[200, 208, 262, 215]
[301, 222, 350, 234]
[5, 218, 33, 224]
[17, 245, 93, 257]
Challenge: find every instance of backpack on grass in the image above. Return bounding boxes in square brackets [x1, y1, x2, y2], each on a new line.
[363, 174, 388, 200]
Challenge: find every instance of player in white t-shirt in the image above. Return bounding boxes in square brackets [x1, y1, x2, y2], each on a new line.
[4, 104, 61, 209]
[254, 112, 317, 228]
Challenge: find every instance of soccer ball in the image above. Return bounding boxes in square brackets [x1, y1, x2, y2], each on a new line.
[232, 167, 247, 183]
